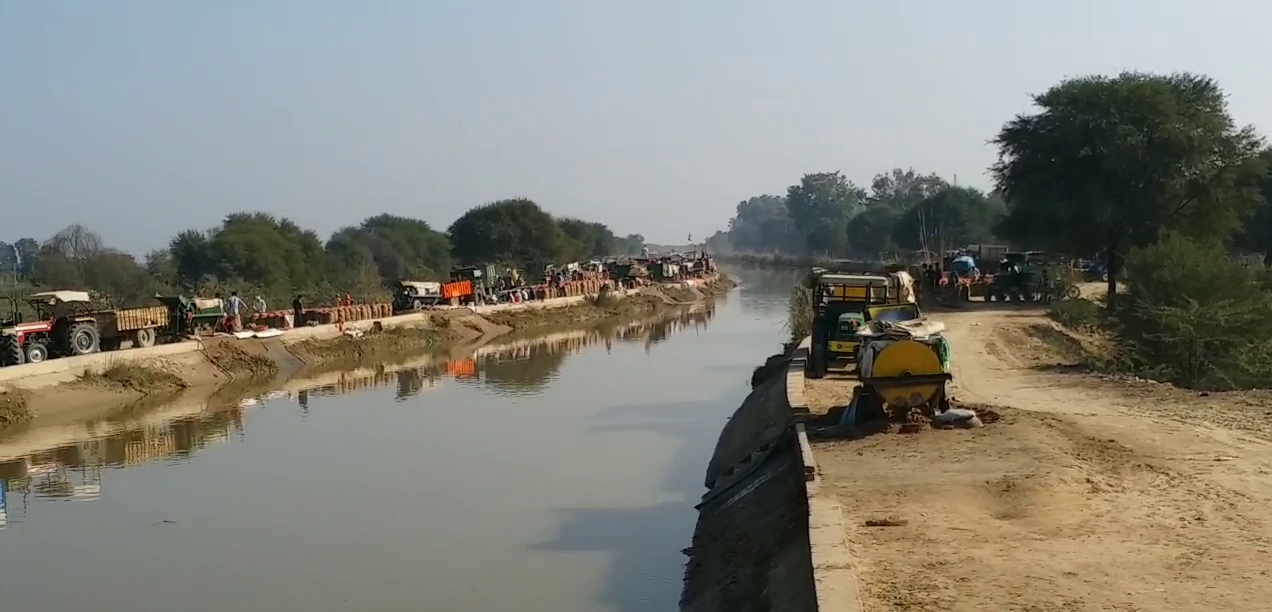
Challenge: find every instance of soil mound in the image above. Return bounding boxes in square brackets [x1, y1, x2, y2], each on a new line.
[205, 341, 279, 379]
[0, 388, 30, 426]
[78, 363, 188, 393]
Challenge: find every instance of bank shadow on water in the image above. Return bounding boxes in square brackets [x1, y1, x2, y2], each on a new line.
[289, 304, 720, 401]
[532, 391, 750, 612]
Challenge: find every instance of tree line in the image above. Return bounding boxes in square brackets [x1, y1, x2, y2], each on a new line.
[711, 72, 1272, 290]
[731, 70, 1272, 391]
[705, 169, 1007, 262]
[0, 198, 647, 308]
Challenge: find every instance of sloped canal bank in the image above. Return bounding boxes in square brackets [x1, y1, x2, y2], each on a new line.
[0, 271, 795, 612]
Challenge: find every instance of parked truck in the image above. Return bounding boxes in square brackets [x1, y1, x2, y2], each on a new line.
[0, 291, 177, 367]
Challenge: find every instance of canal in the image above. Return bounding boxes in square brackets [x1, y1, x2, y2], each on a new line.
[0, 269, 796, 612]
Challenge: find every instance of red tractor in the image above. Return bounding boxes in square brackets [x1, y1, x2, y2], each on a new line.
[0, 291, 103, 367]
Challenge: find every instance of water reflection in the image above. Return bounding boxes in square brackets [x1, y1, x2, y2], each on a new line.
[731, 267, 802, 315]
[290, 303, 717, 401]
[0, 405, 247, 529]
[0, 305, 718, 534]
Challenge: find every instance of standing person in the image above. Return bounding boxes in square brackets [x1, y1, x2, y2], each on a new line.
[253, 295, 267, 314]
[226, 291, 246, 332]
[292, 295, 305, 328]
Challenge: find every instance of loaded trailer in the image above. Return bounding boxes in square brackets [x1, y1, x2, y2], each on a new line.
[0, 291, 219, 367]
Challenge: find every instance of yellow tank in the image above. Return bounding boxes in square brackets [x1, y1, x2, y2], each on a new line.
[863, 338, 949, 410]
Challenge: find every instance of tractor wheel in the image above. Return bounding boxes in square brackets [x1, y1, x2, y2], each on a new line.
[808, 344, 827, 379]
[24, 341, 48, 364]
[132, 328, 156, 348]
[1065, 285, 1082, 300]
[0, 335, 23, 367]
[68, 322, 101, 356]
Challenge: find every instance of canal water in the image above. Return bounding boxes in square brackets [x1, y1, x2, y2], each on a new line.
[0, 269, 796, 612]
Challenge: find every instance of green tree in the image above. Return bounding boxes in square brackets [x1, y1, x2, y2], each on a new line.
[168, 229, 218, 288]
[326, 214, 452, 283]
[30, 225, 156, 305]
[1234, 148, 1272, 265]
[891, 186, 1005, 254]
[785, 172, 864, 256]
[846, 205, 902, 258]
[992, 71, 1265, 300]
[866, 168, 948, 210]
[621, 234, 646, 255]
[557, 218, 617, 260]
[1118, 233, 1272, 389]
[727, 195, 800, 253]
[13, 238, 39, 281]
[447, 198, 567, 267]
[168, 213, 329, 294]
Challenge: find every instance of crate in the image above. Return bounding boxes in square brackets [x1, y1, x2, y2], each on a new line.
[114, 305, 170, 332]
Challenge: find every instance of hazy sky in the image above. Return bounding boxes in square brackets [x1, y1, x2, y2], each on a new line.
[3, 1, 1269, 252]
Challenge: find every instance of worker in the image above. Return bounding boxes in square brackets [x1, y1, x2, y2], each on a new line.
[344, 292, 353, 307]
[253, 295, 267, 314]
[226, 291, 246, 332]
[292, 295, 305, 328]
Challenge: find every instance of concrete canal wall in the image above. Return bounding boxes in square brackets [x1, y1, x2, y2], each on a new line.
[681, 337, 859, 612]
[0, 288, 650, 390]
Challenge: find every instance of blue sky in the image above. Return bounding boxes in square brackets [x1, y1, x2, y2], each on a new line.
[3, 0, 1270, 252]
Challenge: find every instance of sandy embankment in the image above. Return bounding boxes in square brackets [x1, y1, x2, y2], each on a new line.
[803, 305, 1272, 612]
[0, 278, 732, 429]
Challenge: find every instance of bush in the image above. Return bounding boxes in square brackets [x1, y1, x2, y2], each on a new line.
[1115, 233, 1272, 390]
[787, 283, 813, 344]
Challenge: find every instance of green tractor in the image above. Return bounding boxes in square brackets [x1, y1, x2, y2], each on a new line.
[807, 270, 907, 378]
[987, 252, 1080, 302]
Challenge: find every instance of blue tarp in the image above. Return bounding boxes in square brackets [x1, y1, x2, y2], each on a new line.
[950, 255, 976, 274]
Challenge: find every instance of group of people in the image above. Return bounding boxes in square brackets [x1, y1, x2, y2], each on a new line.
[216, 291, 339, 332]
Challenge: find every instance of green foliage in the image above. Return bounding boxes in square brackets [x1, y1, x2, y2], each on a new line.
[326, 214, 452, 292]
[620, 234, 646, 255]
[728, 195, 801, 253]
[891, 186, 1006, 253]
[713, 168, 1003, 261]
[846, 205, 902, 258]
[1114, 233, 1272, 389]
[992, 72, 1265, 295]
[4, 201, 638, 310]
[447, 198, 569, 267]
[785, 172, 864, 255]
[558, 218, 619, 261]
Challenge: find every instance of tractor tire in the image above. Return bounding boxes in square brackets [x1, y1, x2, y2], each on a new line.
[24, 341, 48, 364]
[1065, 285, 1082, 300]
[808, 344, 827, 379]
[67, 322, 101, 356]
[133, 328, 156, 348]
[0, 335, 23, 367]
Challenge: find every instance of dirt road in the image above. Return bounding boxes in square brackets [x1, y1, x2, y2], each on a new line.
[807, 305, 1272, 612]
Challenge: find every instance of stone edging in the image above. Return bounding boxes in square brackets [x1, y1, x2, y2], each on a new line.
[789, 335, 863, 612]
